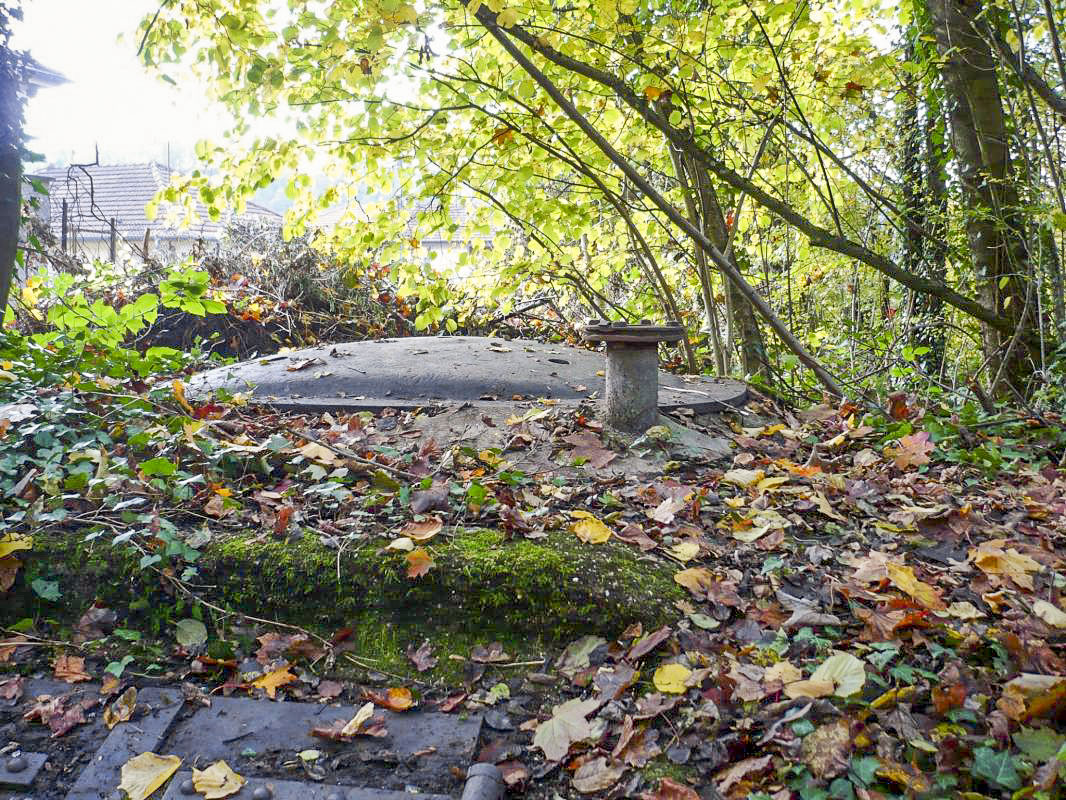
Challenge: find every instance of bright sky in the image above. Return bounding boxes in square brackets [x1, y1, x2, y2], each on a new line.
[13, 0, 232, 168]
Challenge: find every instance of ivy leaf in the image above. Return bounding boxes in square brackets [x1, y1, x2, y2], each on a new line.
[971, 747, 1021, 790]
[31, 578, 61, 601]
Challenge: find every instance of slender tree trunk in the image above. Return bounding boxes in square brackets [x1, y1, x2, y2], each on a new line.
[0, 26, 22, 314]
[685, 156, 767, 379]
[926, 0, 1035, 394]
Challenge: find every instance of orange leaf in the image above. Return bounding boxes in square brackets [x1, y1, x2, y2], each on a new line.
[405, 548, 434, 579]
[366, 686, 414, 711]
[54, 654, 92, 683]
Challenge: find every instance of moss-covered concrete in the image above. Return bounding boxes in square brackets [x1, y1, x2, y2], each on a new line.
[4, 527, 684, 680]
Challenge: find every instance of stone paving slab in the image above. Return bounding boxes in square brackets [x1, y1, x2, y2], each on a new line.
[161, 771, 452, 800]
[188, 336, 746, 413]
[166, 697, 481, 791]
[0, 752, 47, 789]
[64, 687, 184, 800]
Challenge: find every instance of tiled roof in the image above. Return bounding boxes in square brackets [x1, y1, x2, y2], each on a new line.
[34, 163, 280, 243]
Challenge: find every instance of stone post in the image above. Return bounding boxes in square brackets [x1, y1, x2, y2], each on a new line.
[583, 319, 683, 434]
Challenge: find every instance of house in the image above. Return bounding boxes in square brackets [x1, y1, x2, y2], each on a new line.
[314, 191, 493, 269]
[31, 162, 281, 264]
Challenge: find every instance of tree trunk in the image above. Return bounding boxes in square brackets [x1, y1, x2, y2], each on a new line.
[0, 27, 22, 315]
[926, 0, 1035, 394]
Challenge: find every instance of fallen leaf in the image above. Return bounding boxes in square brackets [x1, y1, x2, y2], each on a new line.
[405, 548, 434, 578]
[103, 687, 137, 729]
[532, 697, 600, 761]
[0, 555, 20, 592]
[715, 754, 773, 793]
[653, 663, 691, 694]
[668, 540, 700, 562]
[471, 642, 511, 663]
[648, 777, 701, 800]
[118, 752, 182, 800]
[407, 640, 438, 672]
[192, 760, 246, 799]
[673, 567, 714, 596]
[365, 686, 413, 711]
[54, 654, 91, 683]
[1034, 599, 1066, 628]
[721, 468, 764, 488]
[250, 665, 297, 699]
[400, 517, 443, 542]
[569, 511, 612, 544]
[0, 533, 32, 560]
[764, 661, 802, 685]
[809, 651, 866, 697]
[885, 563, 945, 610]
[887, 431, 934, 469]
[628, 626, 672, 661]
[572, 756, 626, 793]
[802, 718, 852, 779]
[0, 676, 24, 702]
[970, 540, 1042, 589]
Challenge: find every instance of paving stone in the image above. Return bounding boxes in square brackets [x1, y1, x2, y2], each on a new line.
[0, 752, 47, 789]
[64, 687, 184, 800]
[160, 771, 452, 800]
[166, 698, 480, 790]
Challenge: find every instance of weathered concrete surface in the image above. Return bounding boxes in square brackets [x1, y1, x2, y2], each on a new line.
[188, 337, 746, 414]
[160, 772, 452, 800]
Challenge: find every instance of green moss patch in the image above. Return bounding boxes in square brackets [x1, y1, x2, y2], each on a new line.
[5, 528, 683, 680]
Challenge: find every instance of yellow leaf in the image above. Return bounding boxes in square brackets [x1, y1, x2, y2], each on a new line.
[809, 651, 866, 697]
[885, 562, 945, 610]
[721, 469, 763, 488]
[104, 687, 137, 730]
[405, 547, 434, 578]
[783, 678, 835, 699]
[118, 752, 182, 800]
[970, 540, 1042, 589]
[569, 513, 612, 544]
[192, 760, 246, 799]
[653, 663, 691, 694]
[0, 533, 32, 560]
[251, 666, 297, 699]
[811, 491, 845, 521]
[386, 537, 415, 552]
[673, 567, 714, 595]
[756, 475, 790, 492]
[341, 701, 376, 736]
[763, 661, 802, 685]
[669, 540, 700, 562]
[643, 86, 664, 100]
[172, 379, 193, 413]
[1033, 599, 1066, 629]
[497, 7, 520, 27]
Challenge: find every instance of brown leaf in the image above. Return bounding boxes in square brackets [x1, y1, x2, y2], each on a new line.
[887, 431, 934, 469]
[627, 625, 672, 661]
[715, 754, 773, 794]
[801, 718, 852, 779]
[471, 642, 511, 663]
[0, 676, 25, 702]
[411, 484, 449, 513]
[407, 640, 438, 672]
[571, 756, 626, 794]
[54, 654, 92, 683]
[400, 517, 443, 542]
[317, 680, 344, 700]
[497, 759, 529, 788]
[646, 777, 701, 800]
[23, 692, 99, 737]
[0, 555, 19, 592]
[75, 606, 117, 643]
